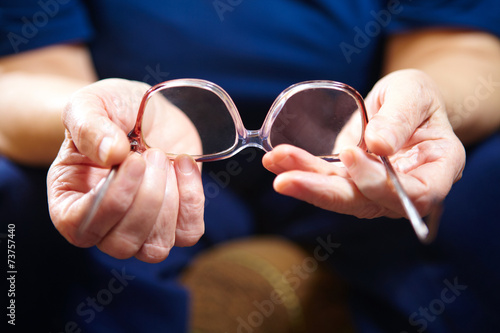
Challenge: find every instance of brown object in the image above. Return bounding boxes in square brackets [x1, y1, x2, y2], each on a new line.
[180, 236, 354, 333]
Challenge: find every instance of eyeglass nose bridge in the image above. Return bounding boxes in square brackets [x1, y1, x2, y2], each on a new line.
[238, 128, 271, 152]
[222, 128, 273, 160]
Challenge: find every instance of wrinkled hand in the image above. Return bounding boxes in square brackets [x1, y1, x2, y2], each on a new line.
[47, 79, 205, 263]
[263, 69, 466, 219]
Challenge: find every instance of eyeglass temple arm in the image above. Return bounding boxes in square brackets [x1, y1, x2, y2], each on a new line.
[380, 156, 436, 244]
[79, 166, 118, 234]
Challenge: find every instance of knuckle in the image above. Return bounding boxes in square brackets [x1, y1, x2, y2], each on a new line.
[136, 243, 173, 263]
[178, 202, 205, 231]
[74, 118, 96, 156]
[106, 189, 136, 214]
[69, 228, 103, 248]
[353, 204, 386, 219]
[176, 187, 205, 247]
[54, 216, 103, 249]
[98, 233, 141, 260]
[176, 226, 205, 247]
[180, 187, 205, 215]
[311, 191, 337, 211]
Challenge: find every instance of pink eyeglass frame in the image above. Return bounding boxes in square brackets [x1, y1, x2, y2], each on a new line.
[128, 79, 368, 162]
[84, 79, 435, 243]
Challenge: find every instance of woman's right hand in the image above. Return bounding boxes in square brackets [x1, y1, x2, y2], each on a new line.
[47, 78, 205, 263]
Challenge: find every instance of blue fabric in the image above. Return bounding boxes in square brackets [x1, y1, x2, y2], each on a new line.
[1, 1, 500, 332]
[0, 0, 93, 54]
[387, 0, 500, 36]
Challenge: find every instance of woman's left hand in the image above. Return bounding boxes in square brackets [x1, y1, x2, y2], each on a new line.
[263, 69, 466, 219]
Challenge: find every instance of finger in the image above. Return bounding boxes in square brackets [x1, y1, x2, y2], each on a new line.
[272, 169, 386, 219]
[97, 149, 169, 259]
[391, 139, 465, 209]
[63, 90, 130, 166]
[263, 144, 348, 177]
[70, 153, 146, 247]
[340, 146, 424, 216]
[135, 159, 180, 263]
[364, 70, 438, 156]
[174, 154, 205, 247]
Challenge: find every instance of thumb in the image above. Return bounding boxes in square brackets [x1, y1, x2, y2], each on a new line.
[63, 89, 130, 166]
[364, 70, 437, 156]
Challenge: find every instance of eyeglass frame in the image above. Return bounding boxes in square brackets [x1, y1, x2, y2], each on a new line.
[127, 79, 368, 162]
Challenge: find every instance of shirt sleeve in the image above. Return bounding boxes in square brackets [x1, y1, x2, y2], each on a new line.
[0, 0, 93, 56]
[386, 0, 500, 37]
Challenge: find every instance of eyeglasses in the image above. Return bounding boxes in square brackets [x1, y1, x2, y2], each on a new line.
[84, 79, 435, 243]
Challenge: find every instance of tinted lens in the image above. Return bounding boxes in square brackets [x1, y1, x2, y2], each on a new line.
[141, 86, 237, 156]
[269, 88, 363, 156]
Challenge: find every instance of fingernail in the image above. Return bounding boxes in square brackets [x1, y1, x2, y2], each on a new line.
[177, 155, 195, 174]
[99, 136, 113, 163]
[340, 148, 356, 168]
[146, 149, 167, 170]
[123, 153, 146, 181]
[274, 174, 291, 193]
